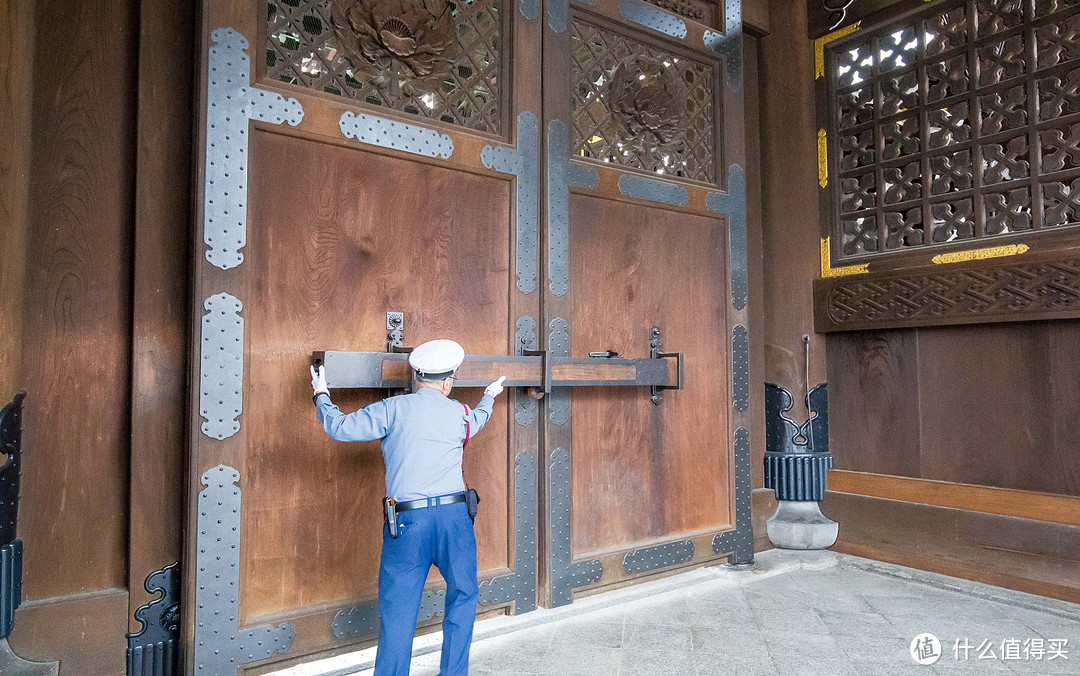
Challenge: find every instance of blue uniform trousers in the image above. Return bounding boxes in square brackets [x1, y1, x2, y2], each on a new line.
[374, 500, 479, 676]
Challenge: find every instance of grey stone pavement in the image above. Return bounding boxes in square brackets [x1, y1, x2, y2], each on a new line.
[273, 550, 1080, 676]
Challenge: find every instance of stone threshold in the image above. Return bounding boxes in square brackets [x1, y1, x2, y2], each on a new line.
[266, 548, 1080, 676]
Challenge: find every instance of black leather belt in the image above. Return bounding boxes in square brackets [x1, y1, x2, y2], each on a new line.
[395, 492, 467, 512]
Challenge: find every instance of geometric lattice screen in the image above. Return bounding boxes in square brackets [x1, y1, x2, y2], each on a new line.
[827, 0, 1080, 259]
[266, 0, 502, 134]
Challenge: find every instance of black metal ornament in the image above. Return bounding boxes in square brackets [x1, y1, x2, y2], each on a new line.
[764, 383, 834, 502]
[126, 562, 180, 676]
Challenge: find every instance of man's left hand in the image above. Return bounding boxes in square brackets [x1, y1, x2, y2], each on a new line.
[485, 376, 507, 398]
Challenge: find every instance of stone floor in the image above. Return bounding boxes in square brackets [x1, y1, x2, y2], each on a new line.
[273, 551, 1080, 676]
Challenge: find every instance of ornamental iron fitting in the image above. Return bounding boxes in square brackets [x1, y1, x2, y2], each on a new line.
[764, 383, 834, 502]
[0, 393, 58, 674]
[127, 562, 180, 676]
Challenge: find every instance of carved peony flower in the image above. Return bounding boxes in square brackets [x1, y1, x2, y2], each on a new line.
[608, 55, 686, 151]
[332, 0, 460, 89]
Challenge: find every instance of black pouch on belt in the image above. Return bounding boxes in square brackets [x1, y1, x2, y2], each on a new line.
[383, 497, 398, 538]
[460, 401, 481, 521]
[465, 487, 480, 521]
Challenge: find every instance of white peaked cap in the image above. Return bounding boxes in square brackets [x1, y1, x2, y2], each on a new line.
[408, 339, 466, 379]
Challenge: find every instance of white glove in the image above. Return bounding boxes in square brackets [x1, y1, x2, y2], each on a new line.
[485, 375, 507, 398]
[310, 365, 329, 397]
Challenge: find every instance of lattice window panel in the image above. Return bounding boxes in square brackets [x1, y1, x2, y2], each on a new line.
[827, 0, 1080, 259]
[266, 0, 503, 134]
[570, 19, 718, 184]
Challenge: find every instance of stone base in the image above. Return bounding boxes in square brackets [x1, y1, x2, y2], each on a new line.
[766, 500, 839, 550]
[0, 638, 59, 675]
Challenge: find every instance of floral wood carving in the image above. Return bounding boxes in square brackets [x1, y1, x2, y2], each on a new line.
[608, 55, 687, 154]
[332, 0, 461, 92]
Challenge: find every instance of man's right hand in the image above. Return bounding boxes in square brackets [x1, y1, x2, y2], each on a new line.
[310, 365, 329, 398]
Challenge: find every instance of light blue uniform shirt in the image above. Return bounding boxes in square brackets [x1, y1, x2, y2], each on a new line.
[316, 387, 493, 501]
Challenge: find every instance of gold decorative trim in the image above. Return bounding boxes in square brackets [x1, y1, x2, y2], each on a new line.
[815, 22, 862, 80]
[821, 237, 870, 278]
[818, 128, 828, 188]
[931, 243, 1030, 265]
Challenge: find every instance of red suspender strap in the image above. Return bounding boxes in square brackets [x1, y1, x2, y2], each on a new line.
[461, 402, 471, 449]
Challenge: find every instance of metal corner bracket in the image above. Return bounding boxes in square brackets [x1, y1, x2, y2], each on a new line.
[706, 164, 748, 311]
[204, 28, 304, 271]
[193, 465, 294, 672]
[482, 112, 540, 295]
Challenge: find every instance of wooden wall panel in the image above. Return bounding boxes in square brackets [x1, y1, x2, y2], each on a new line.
[826, 330, 920, 477]
[916, 323, 1056, 493]
[827, 321, 1080, 497]
[1048, 321, 1080, 497]
[242, 130, 512, 620]
[16, 0, 137, 603]
[568, 195, 730, 554]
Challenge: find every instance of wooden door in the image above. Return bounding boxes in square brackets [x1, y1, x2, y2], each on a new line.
[186, 0, 541, 671]
[186, 0, 749, 670]
[539, 0, 751, 605]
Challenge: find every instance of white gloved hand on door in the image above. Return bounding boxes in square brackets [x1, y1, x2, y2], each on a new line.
[310, 365, 329, 398]
[484, 375, 507, 398]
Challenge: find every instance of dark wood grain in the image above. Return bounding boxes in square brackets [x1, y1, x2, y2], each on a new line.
[568, 193, 730, 554]
[242, 129, 512, 619]
[16, 0, 136, 610]
[826, 330, 921, 476]
[126, 0, 193, 626]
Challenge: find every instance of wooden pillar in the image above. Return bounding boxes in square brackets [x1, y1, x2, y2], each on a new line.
[759, 0, 827, 416]
[0, 0, 33, 397]
[127, 0, 194, 625]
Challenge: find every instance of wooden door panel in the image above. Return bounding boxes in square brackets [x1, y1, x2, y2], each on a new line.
[242, 128, 512, 619]
[540, 0, 750, 605]
[568, 195, 730, 554]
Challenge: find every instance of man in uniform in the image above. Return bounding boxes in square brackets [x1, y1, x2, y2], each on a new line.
[309, 338, 506, 676]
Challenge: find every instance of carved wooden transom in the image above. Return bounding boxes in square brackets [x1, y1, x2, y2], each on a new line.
[571, 19, 718, 184]
[266, 0, 502, 133]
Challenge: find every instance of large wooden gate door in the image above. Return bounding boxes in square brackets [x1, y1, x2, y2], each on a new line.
[539, 0, 751, 605]
[186, 0, 749, 669]
[186, 0, 541, 671]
